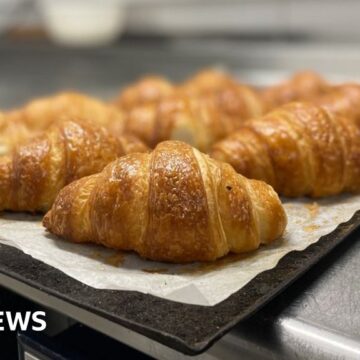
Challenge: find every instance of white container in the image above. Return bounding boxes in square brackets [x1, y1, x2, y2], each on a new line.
[37, 0, 125, 46]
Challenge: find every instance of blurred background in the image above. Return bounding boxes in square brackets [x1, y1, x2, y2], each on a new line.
[3, 0, 360, 42]
[1, 0, 360, 106]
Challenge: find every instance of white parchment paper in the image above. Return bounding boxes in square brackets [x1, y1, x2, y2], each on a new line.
[0, 195, 359, 306]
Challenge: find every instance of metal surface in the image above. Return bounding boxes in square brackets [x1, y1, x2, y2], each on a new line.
[1, 41, 360, 359]
[227, 230, 360, 360]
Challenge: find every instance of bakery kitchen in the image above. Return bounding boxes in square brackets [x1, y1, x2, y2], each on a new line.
[0, 311, 46, 331]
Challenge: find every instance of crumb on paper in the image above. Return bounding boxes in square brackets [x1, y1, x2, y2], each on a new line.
[90, 250, 124, 267]
[305, 202, 319, 218]
[142, 268, 169, 274]
[303, 224, 320, 232]
[105, 252, 124, 267]
[90, 251, 103, 260]
[178, 253, 252, 275]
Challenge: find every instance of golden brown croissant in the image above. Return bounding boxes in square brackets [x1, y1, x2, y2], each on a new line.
[314, 83, 360, 127]
[1, 92, 125, 152]
[261, 71, 330, 110]
[0, 118, 148, 212]
[211, 102, 360, 197]
[112, 69, 252, 111]
[8, 91, 124, 131]
[0, 112, 34, 155]
[113, 76, 175, 111]
[43, 140, 286, 263]
[124, 84, 263, 152]
[179, 68, 238, 96]
[113, 69, 236, 110]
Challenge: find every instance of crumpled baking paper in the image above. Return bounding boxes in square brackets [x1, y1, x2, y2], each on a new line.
[0, 195, 359, 306]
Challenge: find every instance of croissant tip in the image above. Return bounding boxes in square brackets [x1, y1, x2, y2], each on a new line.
[42, 211, 51, 229]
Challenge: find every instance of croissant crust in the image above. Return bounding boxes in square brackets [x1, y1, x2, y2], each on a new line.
[124, 84, 263, 151]
[1, 92, 125, 152]
[211, 102, 360, 197]
[0, 119, 148, 212]
[43, 140, 286, 263]
[315, 83, 360, 127]
[261, 71, 329, 110]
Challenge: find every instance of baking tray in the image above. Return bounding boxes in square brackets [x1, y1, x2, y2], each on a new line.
[0, 211, 359, 355]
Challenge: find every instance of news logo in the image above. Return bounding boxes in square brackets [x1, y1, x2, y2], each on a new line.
[0, 311, 46, 331]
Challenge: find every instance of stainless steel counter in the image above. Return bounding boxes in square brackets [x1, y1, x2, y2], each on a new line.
[225, 232, 360, 360]
[0, 41, 359, 359]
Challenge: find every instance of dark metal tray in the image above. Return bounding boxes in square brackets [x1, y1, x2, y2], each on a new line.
[0, 211, 359, 355]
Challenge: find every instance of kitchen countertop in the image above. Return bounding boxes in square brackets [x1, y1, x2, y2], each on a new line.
[0, 40, 360, 359]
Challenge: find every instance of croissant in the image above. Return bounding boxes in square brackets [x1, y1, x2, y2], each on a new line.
[113, 69, 254, 111]
[0, 112, 34, 155]
[179, 68, 239, 96]
[43, 140, 286, 263]
[8, 91, 125, 131]
[211, 102, 360, 197]
[0, 118, 148, 212]
[314, 83, 360, 127]
[112, 76, 175, 111]
[124, 83, 263, 152]
[1, 92, 125, 152]
[261, 71, 330, 110]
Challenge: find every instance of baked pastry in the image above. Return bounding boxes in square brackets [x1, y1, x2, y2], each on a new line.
[1, 92, 125, 152]
[211, 102, 360, 197]
[43, 141, 286, 263]
[113, 68, 254, 109]
[0, 119, 148, 212]
[124, 85, 263, 152]
[261, 71, 330, 110]
[7, 91, 124, 131]
[113, 75, 175, 111]
[112, 69, 263, 151]
[0, 112, 34, 155]
[113, 69, 236, 111]
[180, 68, 238, 96]
[315, 83, 360, 127]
